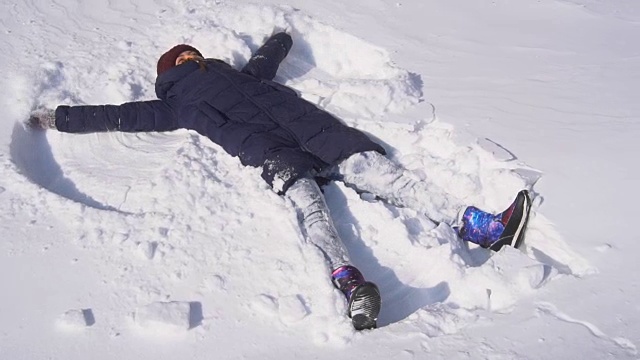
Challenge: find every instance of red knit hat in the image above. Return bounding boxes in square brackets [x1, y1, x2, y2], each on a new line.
[157, 44, 203, 76]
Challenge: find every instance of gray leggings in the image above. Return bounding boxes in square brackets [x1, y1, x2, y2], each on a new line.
[285, 151, 463, 270]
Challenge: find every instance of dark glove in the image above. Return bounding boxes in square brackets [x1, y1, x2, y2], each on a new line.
[27, 108, 56, 130]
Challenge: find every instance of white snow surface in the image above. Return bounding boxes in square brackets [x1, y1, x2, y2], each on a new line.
[0, 0, 638, 359]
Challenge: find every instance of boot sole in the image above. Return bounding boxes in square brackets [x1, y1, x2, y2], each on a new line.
[348, 282, 381, 331]
[489, 190, 531, 251]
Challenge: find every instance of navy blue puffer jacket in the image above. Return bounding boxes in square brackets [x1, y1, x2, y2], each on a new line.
[54, 34, 385, 192]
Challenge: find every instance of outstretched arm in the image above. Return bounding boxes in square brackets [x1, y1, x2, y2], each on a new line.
[241, 32, 293, 81]
[54, 100, 177, 134]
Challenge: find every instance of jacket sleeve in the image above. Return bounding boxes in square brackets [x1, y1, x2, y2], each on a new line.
[54, 100, 178, 134]
[241, 32, 293, 81]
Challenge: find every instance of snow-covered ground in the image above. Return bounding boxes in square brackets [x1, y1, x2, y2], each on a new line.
[1, 0, 638, 358]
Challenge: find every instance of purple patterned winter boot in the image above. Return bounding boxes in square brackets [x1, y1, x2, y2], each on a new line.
[458, 190, 532, 251]
[331, 265, 381, 330]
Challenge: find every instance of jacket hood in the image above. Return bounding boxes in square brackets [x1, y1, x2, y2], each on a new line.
[154, 59, 234, 100]
[155, 61, 200, 100]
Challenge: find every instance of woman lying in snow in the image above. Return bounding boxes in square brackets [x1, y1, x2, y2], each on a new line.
[28, 32, 531, 331]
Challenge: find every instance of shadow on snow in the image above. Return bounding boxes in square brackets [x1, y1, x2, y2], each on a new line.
[10, 122, 127, 213]
[325, 183, 451, 327]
